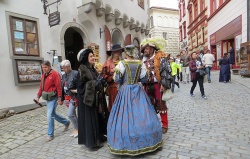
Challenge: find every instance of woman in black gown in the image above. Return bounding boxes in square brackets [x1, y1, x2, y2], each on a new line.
[219, 53, 231, 83]
[76, 49, 109, 149]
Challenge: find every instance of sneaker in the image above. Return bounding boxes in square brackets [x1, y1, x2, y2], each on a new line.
[202, 95, 207, 99]
[208, 80, 211, 83]
[73, 134, 78, 138]
[64, 121, 70, 131]
[190, 93, 195, 97]
[46, 136, 54, 142]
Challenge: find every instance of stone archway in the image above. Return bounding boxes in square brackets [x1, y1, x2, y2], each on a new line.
[60, 22, 90, 65]
[64, 28, 83, 70]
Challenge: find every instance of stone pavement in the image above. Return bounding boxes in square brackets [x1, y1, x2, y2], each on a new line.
[0, 71, 250, 159]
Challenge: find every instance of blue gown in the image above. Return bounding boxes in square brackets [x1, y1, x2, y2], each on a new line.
[107, 60, 162, 156]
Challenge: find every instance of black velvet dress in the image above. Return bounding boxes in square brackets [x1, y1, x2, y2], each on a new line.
[77, 64, 109, 149]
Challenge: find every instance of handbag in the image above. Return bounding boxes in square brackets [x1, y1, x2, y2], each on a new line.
[203, 75, 208, 83]
[41, 75, 57, 101]
[198, 68, 207, 77]
[162, 89, 173, 101]
[42, 91, 57, 101]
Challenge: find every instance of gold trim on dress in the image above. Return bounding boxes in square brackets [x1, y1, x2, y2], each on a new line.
[133, 61, 142, 84]
[108, 140, 163, 156]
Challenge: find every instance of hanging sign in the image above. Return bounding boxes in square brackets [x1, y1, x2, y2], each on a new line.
[48, 11, 60, 27]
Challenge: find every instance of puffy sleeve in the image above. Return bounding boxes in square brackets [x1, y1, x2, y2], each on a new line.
[102, 60, 114, 83]
[139, 62, 148, 83]
[113, 61, 125, 83]
[154, 51, 165, 82]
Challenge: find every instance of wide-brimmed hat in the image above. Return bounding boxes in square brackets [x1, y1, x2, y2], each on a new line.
[77, 48, 93, 62]
[106, 44, 124, 56]
[124, 45, 138, 58]
[140, 41, 158, 53]
[140, 37, 167, 53]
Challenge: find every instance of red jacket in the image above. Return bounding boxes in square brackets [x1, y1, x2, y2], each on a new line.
[37, 70, 62, 99]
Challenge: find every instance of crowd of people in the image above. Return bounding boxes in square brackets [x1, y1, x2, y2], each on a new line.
[35, 36, 234, 156]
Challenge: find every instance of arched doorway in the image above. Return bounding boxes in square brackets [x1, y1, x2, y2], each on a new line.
[112, 29, 124, 45]
[64, 27, 84, 70]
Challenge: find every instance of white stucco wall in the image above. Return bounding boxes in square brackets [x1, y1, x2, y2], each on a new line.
[0, 0, 148, 109]
[207, 0, 247, 44]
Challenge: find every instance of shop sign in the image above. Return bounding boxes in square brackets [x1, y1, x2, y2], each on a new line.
[48, 11, 60, 27]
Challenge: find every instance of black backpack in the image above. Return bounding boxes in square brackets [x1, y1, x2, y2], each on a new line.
[160, 57, 172, 89]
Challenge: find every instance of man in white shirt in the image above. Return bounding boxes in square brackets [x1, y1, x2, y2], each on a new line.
[202, 50, 215, 83]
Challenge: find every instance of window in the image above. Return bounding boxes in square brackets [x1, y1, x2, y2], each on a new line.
[150, 16, 154, 28]
[213, 0, 217, 12]
[200, 0, 205, 11]
[194, 4, 198, 18]
[163, 32, 167, 40]
[180, 8, 182, 20]
[196, 33, 199, 47]
[183, 22, 186, 38]
[202, 27, 205, 43]
[183, 1, 186, 15]
[10, 16, 39, 56]
[180, 27, 183, 41]
[190, 36, 193, 49]
[189, 10, 193, 23]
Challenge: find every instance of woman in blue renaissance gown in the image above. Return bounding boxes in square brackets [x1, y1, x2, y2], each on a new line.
[107, 45, 162, 156]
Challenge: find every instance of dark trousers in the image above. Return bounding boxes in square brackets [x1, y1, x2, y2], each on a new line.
[171, 75, 179, 93]
[190, 73, 205, 96]
[177, 69, 182, 81]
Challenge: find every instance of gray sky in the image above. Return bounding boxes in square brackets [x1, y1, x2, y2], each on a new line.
[150, 0, 178, 9]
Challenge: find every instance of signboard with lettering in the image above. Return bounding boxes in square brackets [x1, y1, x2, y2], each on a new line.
[48, 11, 60, 27]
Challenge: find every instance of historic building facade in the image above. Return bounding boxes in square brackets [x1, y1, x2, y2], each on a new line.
[179, 0, 188, 52]
[187, 0, 209, 53]
[179, 0, 209, 54]
[0, 0, 149, 109]
[179, 0, 248, 69]
[207, 0, 247, 69]
[149, 7, 179, 56]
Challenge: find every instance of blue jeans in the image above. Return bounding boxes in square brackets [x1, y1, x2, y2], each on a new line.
[67, 101, 78, 130]
[206, 67, 212, 81]
[46, 98, 69, 137]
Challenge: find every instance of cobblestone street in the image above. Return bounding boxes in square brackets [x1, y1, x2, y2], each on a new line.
[1, 71, 250, 159]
